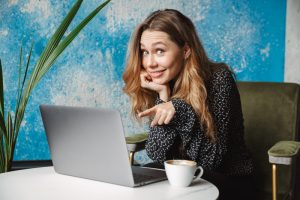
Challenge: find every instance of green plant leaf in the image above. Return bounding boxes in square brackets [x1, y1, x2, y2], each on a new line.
[5, 111, 13, 171]
[0, 59, 4, 117]
[6, 112, 13, 148]
[14, 0, 111, 144]
[0, 131, 4, 171]
[37, 0, 111, 83]
[14, 43, 34, 134]
[0, 60, 6, 135]
[0, 0, 111, 173]
[21, 44, 34, 95]
[12, 0, 85, 136]
[17, 46, 23, 104]
[28, 0, 84, 92]
[0, 59, 5, 171]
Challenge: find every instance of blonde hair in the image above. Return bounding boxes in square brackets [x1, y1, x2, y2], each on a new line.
[123, 9, 224, 141]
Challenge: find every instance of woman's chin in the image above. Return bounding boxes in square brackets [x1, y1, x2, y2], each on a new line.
[152, 79, 167, 85]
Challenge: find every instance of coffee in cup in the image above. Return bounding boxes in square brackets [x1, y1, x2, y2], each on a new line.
[164, 160, 203, 187]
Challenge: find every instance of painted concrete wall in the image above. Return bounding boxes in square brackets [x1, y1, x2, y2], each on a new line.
[285, 0, 300, 84]
[0, 0, 286, 162]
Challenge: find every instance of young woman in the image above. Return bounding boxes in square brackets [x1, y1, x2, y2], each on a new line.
[123, 9, 255, 200]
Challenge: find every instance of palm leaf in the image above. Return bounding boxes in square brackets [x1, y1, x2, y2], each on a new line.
[5, 112, 13, 150]
[0, 60, 6, 134]
[5, 111, 13, 171]
[14, 0, 111, 148]
[0, 0, 111, 173]
[0, 59, 4, 117]
[0, 59, 5, 171]
[0, 130, 5, 170]
[31, 0, 84, 85]
[20, 44, 33, 103]
[14, 43, 33, 134]
[36, 0, 111, 82]
[17, 46, 23, 104]
[15, 0, 110, 133]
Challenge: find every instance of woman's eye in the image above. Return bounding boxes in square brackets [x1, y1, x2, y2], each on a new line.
[142, 50, 148, 56]
[157, 49, 164, 55]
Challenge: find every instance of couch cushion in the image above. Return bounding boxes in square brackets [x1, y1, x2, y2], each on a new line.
[268, 141, 300, 157]
[237, 81, 300, 198]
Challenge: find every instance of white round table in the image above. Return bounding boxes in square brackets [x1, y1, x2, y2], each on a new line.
[0, 167, 219, 200]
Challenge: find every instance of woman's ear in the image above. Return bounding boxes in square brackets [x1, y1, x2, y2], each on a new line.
[184, 43, 191, 59]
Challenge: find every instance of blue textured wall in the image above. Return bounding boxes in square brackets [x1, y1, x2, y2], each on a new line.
[0, 0, 286, 161]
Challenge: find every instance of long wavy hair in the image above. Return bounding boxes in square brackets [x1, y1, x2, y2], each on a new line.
[123, 9, 224, 141]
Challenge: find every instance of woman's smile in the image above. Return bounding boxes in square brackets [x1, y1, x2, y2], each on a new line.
[148, 69, 166, 78]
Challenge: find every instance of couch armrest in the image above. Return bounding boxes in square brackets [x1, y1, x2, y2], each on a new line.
[125, 132, 148, 152]
[268, 141, 300, 165]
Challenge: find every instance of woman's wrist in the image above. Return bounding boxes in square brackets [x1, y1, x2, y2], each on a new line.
[158, 86, 171, 102]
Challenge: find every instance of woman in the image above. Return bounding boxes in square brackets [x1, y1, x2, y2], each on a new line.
[123, 9, 255, 199]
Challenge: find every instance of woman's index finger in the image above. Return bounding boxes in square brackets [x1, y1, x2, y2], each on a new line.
[138, 106, 156, 118]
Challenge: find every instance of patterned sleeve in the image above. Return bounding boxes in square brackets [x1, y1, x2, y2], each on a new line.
[145, 124, 177, 163]
[145, 98, 178, 163]
[145, 96, 199, 163]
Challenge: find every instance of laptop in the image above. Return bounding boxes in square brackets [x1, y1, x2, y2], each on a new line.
[39, 105, 167, 187]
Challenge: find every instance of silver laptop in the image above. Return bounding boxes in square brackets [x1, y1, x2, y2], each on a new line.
[40, 105, 167, 187]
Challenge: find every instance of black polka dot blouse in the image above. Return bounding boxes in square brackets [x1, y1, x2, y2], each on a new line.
[145, 67, 254, 176]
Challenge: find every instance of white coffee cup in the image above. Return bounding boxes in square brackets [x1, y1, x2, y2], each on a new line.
[164, 160, 204, 187]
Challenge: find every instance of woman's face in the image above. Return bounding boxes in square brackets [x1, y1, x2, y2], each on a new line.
[140, 30, 186, 85]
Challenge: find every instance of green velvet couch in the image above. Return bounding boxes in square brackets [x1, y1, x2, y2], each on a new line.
[126, 81, 300, 200]
[237, 82, 300, 200]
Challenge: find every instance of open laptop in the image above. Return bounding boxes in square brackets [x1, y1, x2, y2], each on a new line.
[39, 105, 167, 187]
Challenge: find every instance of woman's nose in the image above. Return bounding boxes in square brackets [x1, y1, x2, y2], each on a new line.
[146, 55, 158, 68]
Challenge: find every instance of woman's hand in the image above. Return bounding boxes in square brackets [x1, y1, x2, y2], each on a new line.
[140, 70, 170, 101]
[140, 70, 164, 92]
[138, 101, 175, 127]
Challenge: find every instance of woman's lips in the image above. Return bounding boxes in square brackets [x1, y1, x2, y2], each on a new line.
[149, 69, 166, 78]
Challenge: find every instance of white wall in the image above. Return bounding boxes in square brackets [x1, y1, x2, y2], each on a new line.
[285, 0, 300, 84]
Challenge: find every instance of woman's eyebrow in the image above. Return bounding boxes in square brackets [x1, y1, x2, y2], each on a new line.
[140, 41, 167, 48]
[152, 41, 167, 46]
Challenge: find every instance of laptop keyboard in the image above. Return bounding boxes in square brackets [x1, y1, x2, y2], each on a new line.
[131, 166, 167, 186]
[133, 173, 158, 183]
